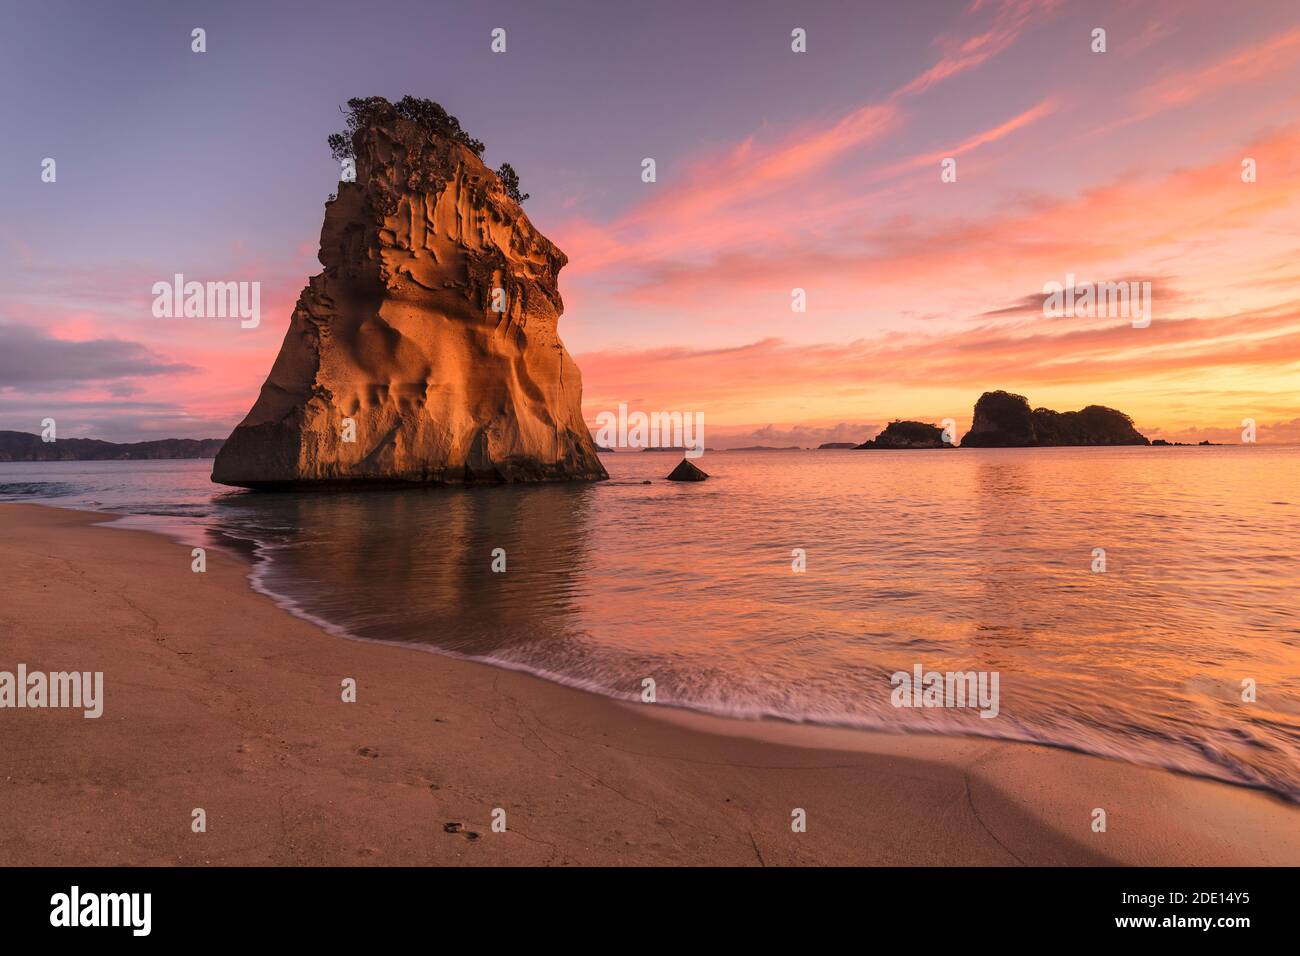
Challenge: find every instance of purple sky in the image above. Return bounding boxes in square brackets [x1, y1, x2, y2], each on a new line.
[3, 0, 1300, 445]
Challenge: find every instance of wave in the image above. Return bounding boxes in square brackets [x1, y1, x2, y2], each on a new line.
[0, 481, 78, 499]
[216, 523, 1300, 805]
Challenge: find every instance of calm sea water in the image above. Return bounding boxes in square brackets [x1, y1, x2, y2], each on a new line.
[4, 447, 1298, 799]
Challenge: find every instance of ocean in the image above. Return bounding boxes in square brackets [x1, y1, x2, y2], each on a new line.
[3, 446, 1298, 800]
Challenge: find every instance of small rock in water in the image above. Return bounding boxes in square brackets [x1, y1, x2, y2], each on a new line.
[666, 459, 708, 481]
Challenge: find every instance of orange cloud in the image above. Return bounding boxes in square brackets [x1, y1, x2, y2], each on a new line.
[586, 122, 1300, 328]
[558, 1, 1065, 278]
[877, 97, 1059, 177]
[578, 295, 1300, 442]
[624, 103, 901, 233]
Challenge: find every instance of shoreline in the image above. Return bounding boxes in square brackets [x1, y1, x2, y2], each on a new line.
[3, 501, 1298, 865]
[134, 503, 1300, 805]
[101, 500, 1300, 806]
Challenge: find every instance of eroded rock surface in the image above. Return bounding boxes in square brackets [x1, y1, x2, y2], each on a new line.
[213, 103, 605, 488]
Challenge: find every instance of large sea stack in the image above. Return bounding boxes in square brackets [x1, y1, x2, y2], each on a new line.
[959, 391, 1149, 447]
[212, 97, 607, 489]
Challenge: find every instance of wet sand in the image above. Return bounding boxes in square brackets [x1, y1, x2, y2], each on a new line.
[2, 502, 1297, 866]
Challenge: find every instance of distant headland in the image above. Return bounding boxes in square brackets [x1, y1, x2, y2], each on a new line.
[0, 431, 223, 462]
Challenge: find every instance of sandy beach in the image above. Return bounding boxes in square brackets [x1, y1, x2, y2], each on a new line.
[2, 501, 1297, 867]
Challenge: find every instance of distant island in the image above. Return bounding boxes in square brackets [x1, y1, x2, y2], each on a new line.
[845, 391, 1153, 449]
[856, 421, 951, 450]
[817, 442, 857, 449]
[0, 431, 224, 462]
[960, 391, 1149, 446]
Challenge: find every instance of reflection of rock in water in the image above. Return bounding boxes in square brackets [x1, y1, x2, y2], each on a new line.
[969, 459, 1053, 645]
[210, 483, 596, 658]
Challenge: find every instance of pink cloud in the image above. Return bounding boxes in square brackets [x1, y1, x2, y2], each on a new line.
[1140, 25, 1300, 113]
[893, 0, 1063, 98]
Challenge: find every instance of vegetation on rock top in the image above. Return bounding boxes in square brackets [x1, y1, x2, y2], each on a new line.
[327, 96, 527, 204]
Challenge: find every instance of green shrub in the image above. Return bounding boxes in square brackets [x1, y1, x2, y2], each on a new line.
[496, 162, 529, 204]
[327, 95, 486, 161]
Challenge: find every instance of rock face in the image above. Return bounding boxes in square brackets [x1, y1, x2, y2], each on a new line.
[212, 98, 606, 489]
[959, 391, 1149, 447]
[855, 421, 952, 449]
[666, 459, 709, 481]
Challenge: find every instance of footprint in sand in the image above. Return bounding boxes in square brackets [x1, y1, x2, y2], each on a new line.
[357, 746, 380, 758]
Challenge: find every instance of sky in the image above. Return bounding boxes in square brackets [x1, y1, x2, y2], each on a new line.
[2, 0, 1299, 446]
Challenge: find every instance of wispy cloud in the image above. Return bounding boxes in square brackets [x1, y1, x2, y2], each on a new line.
[893, 0, 1063, 98]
